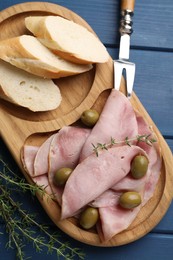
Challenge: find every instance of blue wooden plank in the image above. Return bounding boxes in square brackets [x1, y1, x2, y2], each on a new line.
[0, 0, 173, 50]
[81, 233, 173, 260]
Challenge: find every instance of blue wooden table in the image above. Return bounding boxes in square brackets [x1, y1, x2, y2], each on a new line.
[0, 0, 173, 259]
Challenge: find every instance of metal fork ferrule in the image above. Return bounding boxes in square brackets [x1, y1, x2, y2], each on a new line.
[119, 10, 134, 36]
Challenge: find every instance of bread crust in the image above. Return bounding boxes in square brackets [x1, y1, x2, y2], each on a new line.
[0, 36, 92, 78]
[25, 16, 109, 64]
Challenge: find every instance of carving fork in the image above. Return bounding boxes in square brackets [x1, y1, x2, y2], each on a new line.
[114, 0, 136, 97]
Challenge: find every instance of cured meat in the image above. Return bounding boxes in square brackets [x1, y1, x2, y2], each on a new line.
[91, 174, 146, 208]
[112, 175, 146, 192]
[61, 145, 146, 219]
[21, 88, 161, 242]
[80, 89, 138, 161]
[22, 144, 52, 196]
[90, 190, 121, 208]
[33, 174, 52, 196]
[49, 126, 90, 173]
[98, 201, 142, 241]
[22, 145, 39, 176]
[48, 126, 90, 205]
[136, 115, 161, 205]
[34, 134, 55, 176]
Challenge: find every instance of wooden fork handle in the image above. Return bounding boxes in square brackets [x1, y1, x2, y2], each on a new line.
[121, 0, 135, 12]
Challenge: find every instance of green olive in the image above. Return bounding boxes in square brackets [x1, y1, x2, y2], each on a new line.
[119, 191, 141, 209]
[131, 155, 149, 179]
[79, 207, 99, 229]
[81, 109, 99, 127]
[54, 168, 73, 187]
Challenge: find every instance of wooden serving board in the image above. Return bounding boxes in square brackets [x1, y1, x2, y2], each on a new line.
[0, 2, 173, 247]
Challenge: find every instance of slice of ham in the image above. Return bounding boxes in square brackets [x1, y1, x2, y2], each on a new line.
[22, 145, 39, 176]
[49, 126, 90, 173]
[80, 89, 138, 161]
[48, 126, 90, 205]
[34, 134, 56, 176]
[136, 114, 161, 205]
[98, 201, 142, 241]
[143, 153, 161, 205]
[61, 145, 147, 219]
[112, 175, 146, 192]
[91, 175, 146, 208]
[90, 190, 121, 208]
[33, 174, 53, 196]
[22, 144, 52, 195]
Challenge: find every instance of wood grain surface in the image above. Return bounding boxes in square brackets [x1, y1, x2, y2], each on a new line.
[0, 2, 173, 247]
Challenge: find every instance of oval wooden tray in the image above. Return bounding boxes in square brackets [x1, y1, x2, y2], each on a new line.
[0, 2, 173, 247]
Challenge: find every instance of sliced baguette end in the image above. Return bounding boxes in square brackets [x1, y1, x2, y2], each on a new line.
[0, 60, 62, 112]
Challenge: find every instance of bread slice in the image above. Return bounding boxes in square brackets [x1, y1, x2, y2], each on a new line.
[0, 35, 92, 78]
[0, 60, 62, 112]
[25, 16, 109, 64]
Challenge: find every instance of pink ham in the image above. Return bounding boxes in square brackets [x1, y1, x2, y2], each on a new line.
[22, 144, 52, 196]
[33, 174, 52, 196]
[143, 154, 161, 205]
[98, 201, 142, 241]
[49, 126, 90, 173]
[90, 190, 121, 208]
[136, 114, 161, 205]
[34, 134, 56, 176]
[22, 145, 39, 176]
[112, 175, 146, 192]
[80, 89, 138, 161]
[48, 126, 90, 205]
[61, 145, 147, 219]
[91, 173, 146, 208]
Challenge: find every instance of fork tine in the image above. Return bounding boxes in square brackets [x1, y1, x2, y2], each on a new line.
[114, 61, 123, 91]
[125, 63, 136, 98]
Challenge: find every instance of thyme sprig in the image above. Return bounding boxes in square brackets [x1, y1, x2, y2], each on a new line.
[0, 158, 85, 260]
[92, 134, 157, 156]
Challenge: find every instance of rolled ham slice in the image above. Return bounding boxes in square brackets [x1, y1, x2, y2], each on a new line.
[136, 114, 161, 205]
[91, 173, 146, 208]
[98, 201, 142, 241]
[34, 134, 56, 176]
[112, 175, 146, 192]
[61, 145, 147, 219]
[33, 174, 53, 196]
[80, 89, 138, 161]
[90, 190, 122, 208]
[48, 126, 90, 205]
[22, 145, 52, 196]
[22, 145, 39, 176]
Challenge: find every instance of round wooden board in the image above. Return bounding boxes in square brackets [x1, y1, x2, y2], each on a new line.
[0, 2, 173, 247]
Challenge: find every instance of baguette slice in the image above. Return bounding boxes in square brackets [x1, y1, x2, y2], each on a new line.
[25, 16, 109, 64]
[0, 60, 62, 112]
[0, 35, 92, 78]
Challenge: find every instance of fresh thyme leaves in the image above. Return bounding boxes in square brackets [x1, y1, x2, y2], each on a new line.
[136, 134, 157, 146]
[92, 134, 157, 156]
[0, 158, 85, 260]
[92, 143, 107, 157]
